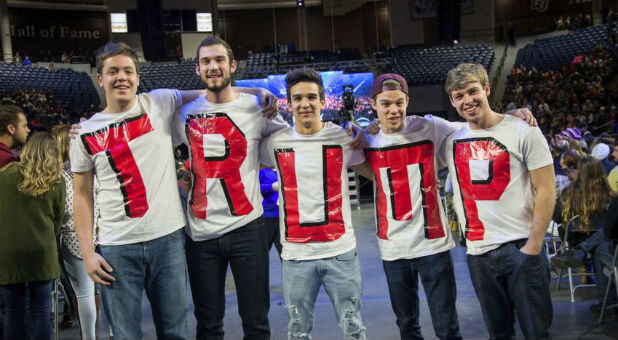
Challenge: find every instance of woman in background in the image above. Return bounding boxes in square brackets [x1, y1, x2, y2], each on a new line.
[0, 132, 65, 340]
[52, 124, 98, 340]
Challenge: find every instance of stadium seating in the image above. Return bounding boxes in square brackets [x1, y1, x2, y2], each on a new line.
[242, 48, 366, 79]
[389, 44, 495, 86]
[514, 25, 609, 71]
[0, 62, 100, 112]
[138, 59, 204, 93]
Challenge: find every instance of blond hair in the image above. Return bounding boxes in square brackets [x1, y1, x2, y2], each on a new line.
[51, 124, 71, 162]
[444, 63, 489, 96]
[13, 132, 63, 196]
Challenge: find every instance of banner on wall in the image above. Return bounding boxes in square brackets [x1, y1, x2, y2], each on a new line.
[8, 8, 109, 62]
[409, 0, 473, 20]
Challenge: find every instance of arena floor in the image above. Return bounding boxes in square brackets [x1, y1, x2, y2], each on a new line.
[55, 202, 618, 340]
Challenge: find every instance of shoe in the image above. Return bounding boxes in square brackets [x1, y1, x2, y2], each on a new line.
[590, 303, 618, 315]
[551, 249, 582, 268]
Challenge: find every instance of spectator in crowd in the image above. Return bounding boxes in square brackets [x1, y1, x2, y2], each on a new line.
[22, 56, 32, 66]
[557, 149, 581, 193]
[0, 132, 65, 340]
[0, 105, 30, 168]
[12, 52, 21, 66]
[552, 157, 618, 318]
[591, 197, 618, 318]
[591, 142, 615, 174]
[259, 166, 282, 255]
[51, 124, 98, 340]
[61, 51, 70, 64]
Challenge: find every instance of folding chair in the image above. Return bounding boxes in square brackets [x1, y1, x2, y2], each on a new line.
[598, 240, 618, 324]
[554, 215, 596, 302]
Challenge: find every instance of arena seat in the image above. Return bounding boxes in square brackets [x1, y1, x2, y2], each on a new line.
[389, 44, 495, 86]
[138, 59, 204, 93]
[514, 25, 608, 71]
[0, 62, 100, 112]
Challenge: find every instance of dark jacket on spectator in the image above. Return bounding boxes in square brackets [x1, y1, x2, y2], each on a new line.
[0, 165, 65, 285]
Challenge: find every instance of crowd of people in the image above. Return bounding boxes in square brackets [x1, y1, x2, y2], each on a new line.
[0, 25, 618, 340]
[555, 13, 594, 31]
[0, 89, 99, 133]
[497, 21, 618, 322]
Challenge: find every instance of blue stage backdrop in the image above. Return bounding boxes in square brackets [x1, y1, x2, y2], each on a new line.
[236, 71, 375, 127]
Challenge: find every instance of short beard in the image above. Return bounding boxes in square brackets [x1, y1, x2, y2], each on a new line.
[203, 74, 232, 93]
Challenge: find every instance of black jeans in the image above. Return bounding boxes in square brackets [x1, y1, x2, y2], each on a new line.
[382, 251, 461, 340]
[186, 217, 270, 340]
[263, 217, 282, 256]
[467, 240, 552, 340]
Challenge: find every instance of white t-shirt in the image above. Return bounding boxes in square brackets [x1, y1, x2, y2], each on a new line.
[175, 93, 289, 241]
[70, 89, 185, 245]
[441, 115, 553, 255]
[366, 115, 458, 261]
[260, 122, 365, 261]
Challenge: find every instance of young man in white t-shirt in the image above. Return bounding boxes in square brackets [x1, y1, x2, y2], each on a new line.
[259, 69, 373, 340]
[366, 73, 462, 340]
[178, 36, 289, 340]
[70, 42, 203, 340]
[440, 63, 555, 339]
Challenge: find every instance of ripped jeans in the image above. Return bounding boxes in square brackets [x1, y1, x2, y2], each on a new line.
[282, 248, 366, 340]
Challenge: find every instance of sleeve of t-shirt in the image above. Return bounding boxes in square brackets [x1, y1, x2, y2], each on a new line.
[258, 135, 274, 167]
[148, 89, 182, 123]
[522, 126, 553, 170]
[69, 136, 94, 173]
[427, 115, 462, 154]
[262, 114, 290, 138]
[437, 132, 455, 170]
[342, 130, 365, 166]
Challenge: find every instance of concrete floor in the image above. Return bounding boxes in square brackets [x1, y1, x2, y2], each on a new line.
[55, 203, 618, 339]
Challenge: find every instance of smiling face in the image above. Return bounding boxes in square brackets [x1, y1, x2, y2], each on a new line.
[449, 81, 491, 126]
[97, 54, 139, 113]
[371, 90, 408, 134]
[195, 44, 236, 93]
[287, 81, 325, 133]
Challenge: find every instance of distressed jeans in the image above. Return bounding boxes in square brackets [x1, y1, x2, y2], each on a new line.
[282, 248, 366, 340]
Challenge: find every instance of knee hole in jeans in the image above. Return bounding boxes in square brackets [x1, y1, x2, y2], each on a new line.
[286, 305, 310, 339]
[342, 298, 366, 339]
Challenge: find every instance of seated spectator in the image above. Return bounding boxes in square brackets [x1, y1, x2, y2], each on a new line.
[591, 142, 615, 174]
[552, 158, 614, 280]
[590, 194, 618, 318]
[557, 149, 581, 193]
[22, 56, 32, 66]
[0, 132, 66, 340]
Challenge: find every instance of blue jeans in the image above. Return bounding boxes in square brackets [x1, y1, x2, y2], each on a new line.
[382, 251, 461, 340]
[186, 217, 270, 340]
[467, 239, 552, 340]
[282, 248, 366, 340]
[98, 229, 188, 340]
[593, 241, 617, 304]
[0, 280, 53, 340]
